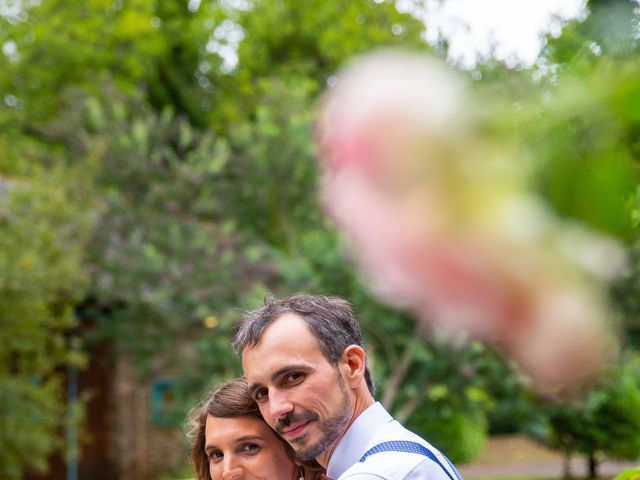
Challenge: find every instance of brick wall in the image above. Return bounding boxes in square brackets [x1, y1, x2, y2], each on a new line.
[111, 355, 186, 480]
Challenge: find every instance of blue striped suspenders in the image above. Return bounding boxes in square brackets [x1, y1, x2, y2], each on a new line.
[358, 441, 463, 480]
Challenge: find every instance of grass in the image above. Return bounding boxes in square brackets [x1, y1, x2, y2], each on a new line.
[468, 477, 556, 480]
[458, 435, 632, 480]
[467, 477, 621, 480]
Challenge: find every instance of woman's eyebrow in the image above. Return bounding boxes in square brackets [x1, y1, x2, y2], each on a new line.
[204, 443, 217, 453]
[234, 435, 263, 443]
[205, 434, 263, 451]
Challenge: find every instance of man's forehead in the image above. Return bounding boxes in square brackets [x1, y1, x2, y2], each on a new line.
[255, 312, 313, 346]
[242, 313, 323, 374]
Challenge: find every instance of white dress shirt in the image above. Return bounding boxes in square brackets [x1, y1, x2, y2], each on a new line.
[326, 402, 462, 480]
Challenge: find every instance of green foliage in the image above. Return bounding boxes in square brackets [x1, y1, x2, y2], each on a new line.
[0, 0, 433, 470]
[64, 90, 254, 383]
[611, 240, 640, 347]
[234, 0, 426, 80]
[543, 3, 640, 239]
[506, 4, 640, 469]
[476, 58, 640, 241]
[401, 341, 498, 463]
[544, 0, 638, 65]
[474, 351, 541, 436]
[411, 404, 488, 464]
[2, 0, 640, 475]
[532, 356, 640, 471]
[220, 77, 319, 250]
[0, 161, 93, 477]
[614, 469, 640, 480]
[0, 0, 213, 127]
[473, 3, 640, 241]
[525, 58, 639, 239]
[213, 0, 429, 127]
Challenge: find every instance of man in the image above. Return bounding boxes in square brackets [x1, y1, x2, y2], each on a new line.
[233, 294, 462, 480]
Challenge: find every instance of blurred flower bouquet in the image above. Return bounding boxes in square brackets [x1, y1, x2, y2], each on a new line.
[315, 51, 628, 389]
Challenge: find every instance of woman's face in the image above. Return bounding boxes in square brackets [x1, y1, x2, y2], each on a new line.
[204, 414, 297, 480]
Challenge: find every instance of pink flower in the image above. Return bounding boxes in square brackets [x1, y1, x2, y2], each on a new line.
[315, 50, 623, 389]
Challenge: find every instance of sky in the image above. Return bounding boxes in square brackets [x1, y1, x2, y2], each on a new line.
[0, 0, 613, 73]
[205, 0, 591, 72]
[412, 0, 588, 68]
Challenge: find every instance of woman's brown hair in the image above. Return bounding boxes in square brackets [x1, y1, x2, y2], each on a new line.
[186, 377, 325, 480]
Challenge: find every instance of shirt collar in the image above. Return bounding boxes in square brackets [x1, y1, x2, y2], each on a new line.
[326, 402, 393, 479]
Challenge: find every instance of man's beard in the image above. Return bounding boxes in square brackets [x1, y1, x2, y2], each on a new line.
[275, 377, 352, 461]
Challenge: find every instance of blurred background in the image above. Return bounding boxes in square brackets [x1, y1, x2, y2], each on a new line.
[1, 0, 640, 479]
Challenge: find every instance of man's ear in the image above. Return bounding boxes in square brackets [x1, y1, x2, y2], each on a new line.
[340, 345, 367, 389]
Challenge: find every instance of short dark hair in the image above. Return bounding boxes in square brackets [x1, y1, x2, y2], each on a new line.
[233, 294, 375, 395]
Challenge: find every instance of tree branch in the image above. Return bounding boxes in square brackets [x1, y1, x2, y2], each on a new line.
[381, 321, 426, 410]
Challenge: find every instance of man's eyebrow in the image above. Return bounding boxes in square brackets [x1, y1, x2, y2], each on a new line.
[248, 364, 312, 395]
[247, 381, 263, 397]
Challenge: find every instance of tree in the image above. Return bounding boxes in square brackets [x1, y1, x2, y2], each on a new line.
[0, 140, 93, 477]
[2, 3, 441, 466]
[533, 356, 640, 479]
[515, 4, 640, 473]
[612, 241, 640, 347]
[211, 0, 429, 128]
[60, 89, 254, 387]
[543, 0, 638, 66]
[5, 0, 639, 475]
[0, 0, 214, 129]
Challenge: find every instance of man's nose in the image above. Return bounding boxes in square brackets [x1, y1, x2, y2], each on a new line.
[221, 455, 243, 480]
[269, 389, 294, 421]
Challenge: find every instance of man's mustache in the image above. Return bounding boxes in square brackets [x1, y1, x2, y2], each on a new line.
[275, 411, 319, 435]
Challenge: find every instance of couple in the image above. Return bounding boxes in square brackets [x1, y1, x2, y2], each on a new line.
[189, 294, 462, 480]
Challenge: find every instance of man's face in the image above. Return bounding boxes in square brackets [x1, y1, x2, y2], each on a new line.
[242, 313, 353, 461]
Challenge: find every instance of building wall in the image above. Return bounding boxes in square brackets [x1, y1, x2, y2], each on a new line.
[34, 342, 189, 480]
[111, 354, 187, 480]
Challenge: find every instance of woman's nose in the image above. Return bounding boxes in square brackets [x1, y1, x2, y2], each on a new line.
[221, 456, 243, 480]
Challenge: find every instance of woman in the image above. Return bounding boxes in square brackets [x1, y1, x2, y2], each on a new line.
[187, 377, 325, 480]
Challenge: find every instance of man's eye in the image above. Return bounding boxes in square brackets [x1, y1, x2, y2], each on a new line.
[284, 372, 304, 385]
[254, 388, 268, 402]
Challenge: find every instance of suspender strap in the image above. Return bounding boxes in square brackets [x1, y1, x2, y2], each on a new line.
[358, 440, 462, 480]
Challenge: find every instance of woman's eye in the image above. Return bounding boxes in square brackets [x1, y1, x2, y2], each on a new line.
[241, 443, 260, 453]
[208, 450, 223, 462]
